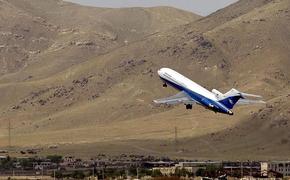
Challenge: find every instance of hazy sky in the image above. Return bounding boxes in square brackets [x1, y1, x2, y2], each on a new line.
[65, 0, 239, 16]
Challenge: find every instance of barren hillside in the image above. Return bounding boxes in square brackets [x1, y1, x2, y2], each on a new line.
[0, 0, 289, 160]
[0, 0, 199, 78]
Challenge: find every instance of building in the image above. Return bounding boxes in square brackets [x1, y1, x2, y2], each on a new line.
[260, 162, 268, 177]
[222, 161, 261, 177]
[176, 161, 221, 168]
[0, 150, 8, 153]
[177, 161, 221, 174]
[0, 156, 7, 160]
[268, 161, 290, 176]
[142, 161, 175, 169]
[152, 167, 175, 176]
[152, 161, 221, 176]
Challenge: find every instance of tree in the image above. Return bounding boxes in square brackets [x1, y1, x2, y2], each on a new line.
[196, 165, 222, 177]
[47, 155, 62, 164]
[105, 168, 125, 178]
[205, 165, 222, 177]
[52, 171, 63, 179]
[196, 168, 206, 177]
[72, 170, 86, 179]
[152, 169, 163, 177]
[19, 158, 34, 169]
[175, 168, 193, 177]
[0, 156, 14, 170]
[139, 168, 152, 177]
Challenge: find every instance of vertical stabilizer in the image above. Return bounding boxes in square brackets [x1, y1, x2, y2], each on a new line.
[218, 89, 242, 109]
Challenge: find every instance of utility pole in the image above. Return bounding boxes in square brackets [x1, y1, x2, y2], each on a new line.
[42, 166, 44, 180]
[8, 119, 11, 153]
[250, 161, 252, 177]
[102, 167, 105, 180]
[174, 126, 178, 152]
[136, 167, 139, 179]
[126, 169, 129, 179]
[240, 161, 243, 178]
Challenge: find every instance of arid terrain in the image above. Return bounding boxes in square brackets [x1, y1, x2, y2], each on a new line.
[0, 0, 289, 160]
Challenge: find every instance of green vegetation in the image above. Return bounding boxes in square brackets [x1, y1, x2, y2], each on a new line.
[196, 168, 206, 177]
[104, 168, 125, 178]
[174, 168, 194, 177]
[152, 169, 163, 177]
[19, 158, 34, 169]
[196, 165, 222, 177]
[138, 168, 153, 177]
[53, 171, 63, 179]
[72, 170, 86, 179]
[0, 156, 14, 170]
[46, 155, 62, 164]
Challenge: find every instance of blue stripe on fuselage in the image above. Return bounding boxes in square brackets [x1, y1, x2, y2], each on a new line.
[160, 77, 230, 114]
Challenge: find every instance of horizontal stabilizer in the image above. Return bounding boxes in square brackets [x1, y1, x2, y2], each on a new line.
[240, 92, 263, 99]
[236, 99, 266, 105]
[219, 88, 264, 109]
[153, 91, 194, 105]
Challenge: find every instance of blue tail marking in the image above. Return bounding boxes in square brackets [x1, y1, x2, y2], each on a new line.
[218, 96, 242, 109]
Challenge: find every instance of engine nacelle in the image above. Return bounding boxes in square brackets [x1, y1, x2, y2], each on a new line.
[211, 89, 224, 99]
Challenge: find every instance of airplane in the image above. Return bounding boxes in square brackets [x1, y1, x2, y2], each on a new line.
[154, 68, 265, 115]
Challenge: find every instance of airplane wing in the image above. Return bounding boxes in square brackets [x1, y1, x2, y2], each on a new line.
[153, 91, 195, 105]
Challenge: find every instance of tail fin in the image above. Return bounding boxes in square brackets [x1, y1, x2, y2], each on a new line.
[218, 89, 242, 109]
[218, 88, 264, 109]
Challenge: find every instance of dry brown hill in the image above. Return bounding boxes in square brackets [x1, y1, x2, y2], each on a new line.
[0, 0, 289, 160]
[0, 0, 199, 78]
[0, 0, 201, 146]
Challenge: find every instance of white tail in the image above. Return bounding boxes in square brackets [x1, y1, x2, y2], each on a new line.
[212, 88, 265, 109]
[212, 88, 242, 100]
[211, 89, 224, 100]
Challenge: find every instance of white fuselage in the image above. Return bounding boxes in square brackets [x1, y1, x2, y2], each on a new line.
[158, 68, 217, 101]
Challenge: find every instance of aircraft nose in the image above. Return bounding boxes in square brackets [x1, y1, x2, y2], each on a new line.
[158, 69, 163, 76]
[228, 111, 234, 116]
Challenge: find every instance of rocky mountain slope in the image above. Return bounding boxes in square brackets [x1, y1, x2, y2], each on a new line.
[0, 0, 289, 160]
